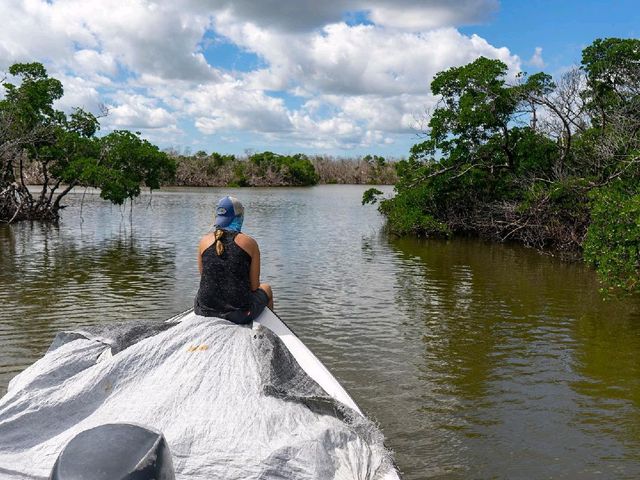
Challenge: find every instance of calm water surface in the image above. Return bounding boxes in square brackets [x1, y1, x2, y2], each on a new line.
[1, 185, 639, 479]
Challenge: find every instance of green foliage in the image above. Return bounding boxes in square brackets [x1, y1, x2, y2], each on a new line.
[520, 177, 590, 215]
[1, 62, 64, 135]
[0, 62, 175, 220]
[363, 154, 386, 169]
[88, 131, 175, 204]
[425, 57, 520, 172]
[429, 57, 516, 143]
[203, 152, 235, 175]
[581, 38, 640, 122]
[584, 185, 640, 295]
[283, 154, 319, 185]
[249, 151, 318, 185]
[516, 72, 556, 106]
[378, 187, 450, 237]
[362, 188, 384, 205]
[511, 127, 558, 175]
[249, 151, 278, 169]
[172, 151, 327, 187]
[370, 38, 640, 294]
[362, 154, 388, 184]
[211, 152, 234, 167]
[230, 161, 248, 187]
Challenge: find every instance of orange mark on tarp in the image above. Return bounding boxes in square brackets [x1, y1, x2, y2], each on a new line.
[187, 344, 209, 352]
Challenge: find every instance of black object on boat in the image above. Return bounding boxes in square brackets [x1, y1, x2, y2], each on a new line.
[49, 423, 175, 480]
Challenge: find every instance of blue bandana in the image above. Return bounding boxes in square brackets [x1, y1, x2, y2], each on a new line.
[222, 216, 243, 232]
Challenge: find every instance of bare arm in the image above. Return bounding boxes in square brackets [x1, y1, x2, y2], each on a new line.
[249, 242, 260, 291]
[235, 233, 260, 291]
[197, 234, 215, 275]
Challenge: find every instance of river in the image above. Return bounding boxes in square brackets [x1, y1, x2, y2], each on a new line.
[1, 185, 639, 479]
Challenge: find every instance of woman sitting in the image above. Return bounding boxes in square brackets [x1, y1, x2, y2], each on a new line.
[194, 196, 273, 324]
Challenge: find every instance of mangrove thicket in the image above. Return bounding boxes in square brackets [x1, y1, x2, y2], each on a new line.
[170, 151, 396, 187]
[365, 38, 640, 294]
[0, 62, 175, 223]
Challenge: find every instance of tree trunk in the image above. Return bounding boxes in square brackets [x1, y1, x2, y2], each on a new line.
[51, 181, 77, 213]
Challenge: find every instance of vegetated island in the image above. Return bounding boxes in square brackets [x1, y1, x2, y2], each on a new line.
[364, 37, 640, 296]
[0, 61, 396, 225]
[166, 150, 397, 187]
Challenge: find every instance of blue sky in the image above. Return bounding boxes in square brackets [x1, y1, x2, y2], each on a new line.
[0, 0, 638, 158]
[462, 0, 640, 74]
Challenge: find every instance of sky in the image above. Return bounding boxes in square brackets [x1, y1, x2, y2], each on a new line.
[1, 0, 638, 158]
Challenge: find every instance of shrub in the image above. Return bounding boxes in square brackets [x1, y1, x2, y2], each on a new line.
[378, 187, 450, 237]
[230, 162, 248, 187]
[248, 152, 318, 186]
[584, 184, 640, 294]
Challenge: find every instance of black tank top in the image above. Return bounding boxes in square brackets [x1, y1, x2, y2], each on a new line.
[196, 230, 252, 313]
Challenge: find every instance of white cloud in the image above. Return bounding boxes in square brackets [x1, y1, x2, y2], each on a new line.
[528, 47, 545, 68]
[0, 0, 216, 80]
[184, 0, 497, 32]
[206, 17, 520, 145]
[185, 81, 292, 134]
[0, 0, 76, 69]
[213, 20, 520, 97]
[52, 74, 103, 113]
[334, 94, 432, 133]
[105, 94, 175, 129]
[73, 50, 118, 77]
[0, 0, 519, 152]
[367, 0, 499, 31]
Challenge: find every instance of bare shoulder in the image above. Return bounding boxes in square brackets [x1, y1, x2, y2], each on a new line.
[199, 232, 216, 253]
[234, 232, 258, 257]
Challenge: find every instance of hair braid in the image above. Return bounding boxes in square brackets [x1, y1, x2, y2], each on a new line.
[214, 228, 225, 256]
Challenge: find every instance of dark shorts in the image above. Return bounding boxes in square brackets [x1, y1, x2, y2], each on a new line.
[194, 288, 269, 325]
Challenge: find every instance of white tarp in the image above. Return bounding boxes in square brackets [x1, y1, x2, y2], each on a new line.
[0, 313, 392, 479]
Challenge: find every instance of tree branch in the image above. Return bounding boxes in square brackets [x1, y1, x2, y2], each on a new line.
[46, 178, 62, 207]
[52, 181, 77, 211]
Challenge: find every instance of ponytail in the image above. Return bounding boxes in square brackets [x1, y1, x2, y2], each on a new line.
[213, 228, 225, 256]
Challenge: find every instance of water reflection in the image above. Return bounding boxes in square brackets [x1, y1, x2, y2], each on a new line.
[389, 236, 640, 478]
[570, 307, 640, 474]
[0, 222, 176, 396]
[1, 186, 640, 480]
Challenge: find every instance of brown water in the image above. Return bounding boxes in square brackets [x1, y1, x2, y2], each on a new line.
[1, 185, 639, 479]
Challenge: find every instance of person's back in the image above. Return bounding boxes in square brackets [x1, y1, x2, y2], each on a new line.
[197, 230, 252, 313]
[194, 196, 273, 324]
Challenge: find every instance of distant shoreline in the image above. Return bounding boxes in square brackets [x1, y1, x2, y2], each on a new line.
[23, 183, 395, 193]
[169, 152, 398, 187]
[20, 154, 398, 189]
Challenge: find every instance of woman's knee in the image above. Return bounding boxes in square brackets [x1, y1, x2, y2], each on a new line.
[259, 283, 273, 308]
[259, 283, 273, 298]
